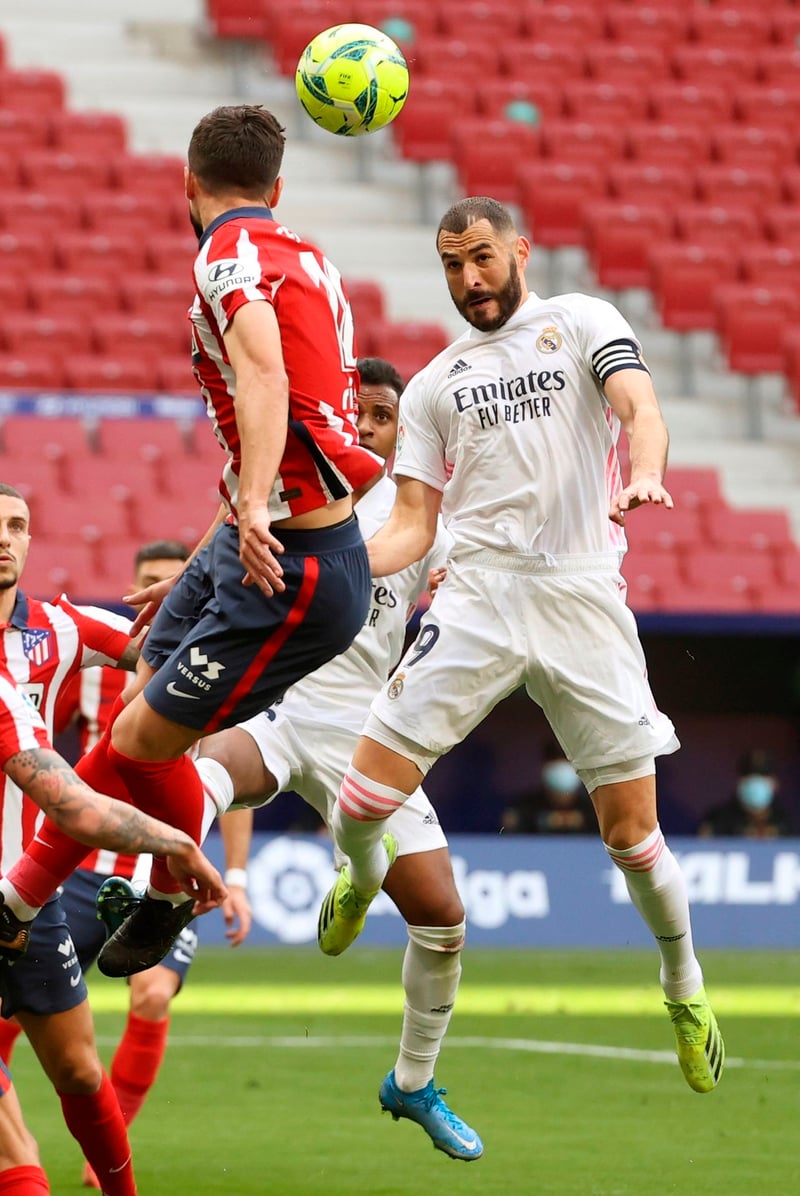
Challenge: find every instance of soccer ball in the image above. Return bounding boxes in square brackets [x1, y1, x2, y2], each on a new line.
[295, 23, 409, 137]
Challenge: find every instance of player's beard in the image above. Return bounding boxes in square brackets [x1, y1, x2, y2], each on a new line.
[455, 258, 523, 331]
[189, 209, 204, 241]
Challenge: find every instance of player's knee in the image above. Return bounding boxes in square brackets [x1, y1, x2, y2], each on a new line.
[407, 920, 466, 954]
[51, 1051, 104, 1095]
[129, 967, 178, 1020]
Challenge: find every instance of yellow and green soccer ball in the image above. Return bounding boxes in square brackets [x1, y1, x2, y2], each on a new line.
[295, 23, 409, 137]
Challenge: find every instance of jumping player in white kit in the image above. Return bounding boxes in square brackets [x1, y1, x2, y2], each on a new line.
[318, 197, 725, 1099]
[194, 357, 483, 1160]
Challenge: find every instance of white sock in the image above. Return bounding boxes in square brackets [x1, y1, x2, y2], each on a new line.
[332, 765, 410, 892]
[393, 924, 464, 1092]
[605, 826, 703, 1001]
[0, 878, 40, 920]
[195, 757, 236, 818]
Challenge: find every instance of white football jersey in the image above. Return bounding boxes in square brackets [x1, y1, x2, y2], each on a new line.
[274, 474, 449, 733]
[394, 292, 648, 559]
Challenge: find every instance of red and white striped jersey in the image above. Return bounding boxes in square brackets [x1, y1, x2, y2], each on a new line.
[0, 592, 131, 874]
[55, 664, 138, 879]
[190, 206, 382, 521]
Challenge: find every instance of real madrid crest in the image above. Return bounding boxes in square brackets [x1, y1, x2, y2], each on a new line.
[387, 672, 405, 700]
[536, 326, 562, 354]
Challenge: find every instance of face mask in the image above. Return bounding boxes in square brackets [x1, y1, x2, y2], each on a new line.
[737, 775, 775, 812]
[543, 760, 580, 796]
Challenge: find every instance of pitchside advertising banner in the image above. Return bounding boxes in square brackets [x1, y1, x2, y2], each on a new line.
[200, 834, 800, 949]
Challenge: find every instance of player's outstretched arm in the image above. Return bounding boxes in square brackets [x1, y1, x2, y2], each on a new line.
[367, 476, 442, 577]
[5, 747, 227, 906]
[605, 369, 673, 527]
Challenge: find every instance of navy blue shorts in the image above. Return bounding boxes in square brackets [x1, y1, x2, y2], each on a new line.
[142, 516, 370, 732]
[0, 897, 87, 1019]
[60, 868, 198, 987]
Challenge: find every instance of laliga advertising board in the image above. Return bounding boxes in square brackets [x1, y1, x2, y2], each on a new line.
[199, 834, 800, 949]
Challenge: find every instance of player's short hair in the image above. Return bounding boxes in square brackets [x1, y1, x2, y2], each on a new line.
[135, 540, 191, 569]
[436, 197, 517, 243]
[188, 105, 286, 198]
[357, 357, 405, 397]
[0, 483, 26, 503]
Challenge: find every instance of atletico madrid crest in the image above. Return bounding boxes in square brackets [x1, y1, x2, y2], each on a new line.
[22, 628, 53, 666]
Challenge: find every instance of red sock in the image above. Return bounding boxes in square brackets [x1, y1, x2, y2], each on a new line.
[0, 1019, 22, 1067]
[107, 746, 205, 895]
[58, 1073, 136, 1196]
[110, 1014, 169, 1125]
[0, 1166, 49, 1194]
[5, 733, 132, 908]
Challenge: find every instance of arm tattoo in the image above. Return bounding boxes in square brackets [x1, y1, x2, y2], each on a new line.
[5, 747, 192, 858]
[116, 643, 140, 672]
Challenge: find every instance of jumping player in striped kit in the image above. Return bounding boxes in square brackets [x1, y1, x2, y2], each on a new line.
[0, 484, 223, 1195]
[0, 106, 381, 975]
[319, 197, 725, 1099]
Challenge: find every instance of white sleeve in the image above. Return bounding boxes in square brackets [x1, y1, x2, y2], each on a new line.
[392, 373, 449, 492]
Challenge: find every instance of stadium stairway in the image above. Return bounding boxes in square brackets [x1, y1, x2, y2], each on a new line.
[2, 0, 800, 565]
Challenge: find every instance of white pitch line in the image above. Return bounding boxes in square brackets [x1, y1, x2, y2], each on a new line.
[89, 1034, 800, 1071]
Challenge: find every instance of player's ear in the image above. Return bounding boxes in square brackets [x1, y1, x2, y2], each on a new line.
[184, 167, 196, 200]
[268, 176, 284, 208]
[516, 236, 531, 270]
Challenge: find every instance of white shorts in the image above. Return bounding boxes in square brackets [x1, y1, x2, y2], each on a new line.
[237, 708, 448, 867]
[369, 553, 679, 773]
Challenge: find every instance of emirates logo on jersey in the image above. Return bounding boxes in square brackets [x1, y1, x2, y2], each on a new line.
[22, 628, 53, 666]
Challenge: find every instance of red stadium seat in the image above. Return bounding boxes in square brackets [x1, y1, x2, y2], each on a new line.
[0, 189, 81, 235]
[738, 245, 800, 290]
[0, 354, 62, 390]
[770, 9, 800, 46]
[31, 492, 137, 543]
[353, 0, 439, 41]
[157, 357, 197, 396]
[517, 161, 604, 249]
[624, 506, 704, 552]
[90, 313, 189, 361]
[132, 487, 219, 549]
[755, 46, 800, 86]
[0, 110, 50, 156]
[621, 548, 682, 608]
[715, 283, 799, 376]
[438, 1, 521, 39]
[0, 415, 95, 460]
[625, 123, 709, 171]
[29, 273, 122, 322]
[540, 120, 628, 170]
[392, 78, 463, 164]
[762, 205, 800, 245]
[657, 583, 755, 614]
[774, 545, 800, 589]
[118, 274, 194, 322]
[0, 68, 65, 114]
[369, 320, 450, 382]
[688, 6, 767, 49]
[62, 353, 160, 393]
[53, 232, 144, 276]
[95, 416, 190, 461]
[649, 243, 738, 333]
[408, 35, 502, 80]
[606, 163, 695, 206]
[648, 82, 733, 124]
[672, 45, 758, 86]
[498, 38, 584, 80]
[667, 467, 724, 512]
[262, 6, 342, 76]
[0, 313, 93, 359]
[704, 508, 794, 554]
[521, 2, 606, 43]
[81, 192, 177, 236]
[582, 41, 670, 87]
[683, 547, 777, 604]
[733, 84, 800, 132]
[693, 164, 781, 209]
[452, 119, 541, 203]
[585, 202, 672, 291]
[475, 74, 566, 122]
[19, 150, 115, 196]
[145, 232, 202, 276]
[562, 80, 650, 122]
[0, 231, 55, 273]
[108, 153, 185, 200]
[20, 543, 110, 602]
[711, 126, 794, 173]
[604, 4, 687, 49]
[784, 326, 800, 414]
[48, 111, 127, 156]
[673, 203, 761, 253]
[206, 0, 271, 40]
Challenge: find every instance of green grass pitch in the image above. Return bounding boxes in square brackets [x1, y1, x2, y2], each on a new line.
[12, 948, 800, 1195]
